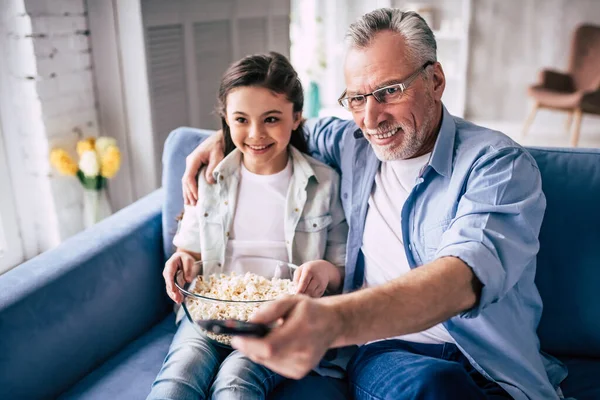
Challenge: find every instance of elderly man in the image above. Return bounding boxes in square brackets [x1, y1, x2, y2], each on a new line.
[181, 8, 566, 400]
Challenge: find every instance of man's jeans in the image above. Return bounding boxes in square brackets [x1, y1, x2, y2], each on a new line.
[348, 340, 512, 400]
[147, 318, 286, 400]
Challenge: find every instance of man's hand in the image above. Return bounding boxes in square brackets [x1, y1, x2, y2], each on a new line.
[230, 295, 344, 379]
[182, 129, 225, 205]
[294, 260, 342, 297]
[162, 251, 200, 304]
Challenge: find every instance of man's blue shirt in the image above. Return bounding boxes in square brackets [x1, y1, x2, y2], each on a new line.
[305, 106, 567, 400]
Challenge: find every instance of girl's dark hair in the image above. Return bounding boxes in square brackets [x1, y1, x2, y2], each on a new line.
[217, 51, 308, 156]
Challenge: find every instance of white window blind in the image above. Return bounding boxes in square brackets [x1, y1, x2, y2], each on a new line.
[194, 20, 232, 130]
[238, 17, 268, 57]
[142, 0, 291, 140]
[146, 24, 189, 170]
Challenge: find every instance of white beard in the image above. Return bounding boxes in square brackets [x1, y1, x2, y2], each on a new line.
[368, 105, 437, 161]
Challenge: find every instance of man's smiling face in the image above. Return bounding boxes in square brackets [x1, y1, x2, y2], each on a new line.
[344, 30, 445, 161]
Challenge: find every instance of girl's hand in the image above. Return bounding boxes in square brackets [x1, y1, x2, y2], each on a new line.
[293, 260, 341, 298]
[162, 251, 200, 304]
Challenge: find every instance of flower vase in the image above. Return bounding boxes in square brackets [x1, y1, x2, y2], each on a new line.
[83, 188, 112, 228]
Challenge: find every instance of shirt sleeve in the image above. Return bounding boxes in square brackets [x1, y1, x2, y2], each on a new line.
[172, 204, 202, 254]
[434, 147, 546, 318]
[324, 171, 349, 270]
[304, 117, 355, 171]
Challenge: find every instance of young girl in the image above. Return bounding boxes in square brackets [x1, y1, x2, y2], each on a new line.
[147, 52, 348, 400]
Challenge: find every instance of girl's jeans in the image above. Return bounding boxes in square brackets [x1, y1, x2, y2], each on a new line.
[147, 318, 286, 400]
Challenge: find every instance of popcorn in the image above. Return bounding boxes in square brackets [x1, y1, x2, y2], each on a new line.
[186, 272, 296, 345]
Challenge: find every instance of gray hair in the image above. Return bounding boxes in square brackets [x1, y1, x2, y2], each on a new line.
[346, 8, 437, 67]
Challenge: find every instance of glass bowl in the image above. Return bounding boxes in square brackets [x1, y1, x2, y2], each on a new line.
[174, 256, 298, 347]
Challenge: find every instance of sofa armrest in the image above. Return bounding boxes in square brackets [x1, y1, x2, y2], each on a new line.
[539, 69, 575, 92]
[0, 189, 169, 399]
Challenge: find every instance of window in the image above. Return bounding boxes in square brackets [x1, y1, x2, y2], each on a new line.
[0, 121, 24, 274]
[290, 0, 471, 118]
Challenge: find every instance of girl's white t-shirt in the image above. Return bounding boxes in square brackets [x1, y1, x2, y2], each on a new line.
[362, 152, 455, 345]
[225, 160, 292, 274]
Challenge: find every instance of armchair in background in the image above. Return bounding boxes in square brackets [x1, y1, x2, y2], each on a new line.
[523, 24, 600, 147]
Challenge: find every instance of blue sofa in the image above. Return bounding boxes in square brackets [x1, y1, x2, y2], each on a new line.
[1, 127, 599, 400]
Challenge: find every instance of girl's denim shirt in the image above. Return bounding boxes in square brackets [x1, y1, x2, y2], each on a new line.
[174, 145, 348, 276]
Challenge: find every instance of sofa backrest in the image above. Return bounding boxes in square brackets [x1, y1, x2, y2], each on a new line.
[161, 128, 600, 358]
[527, 147, 600, 358]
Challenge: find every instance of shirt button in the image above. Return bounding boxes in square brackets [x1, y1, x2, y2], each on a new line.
[343, 193, 348, 200]
[313, 223, 317, 228]
[219, 175, 224, 181]
[224, 201, 228, 205]
[294, 208, 299, 212]
[226, 232, 230, 237]
[204, 212, 208, 217]
[286, 240, 290, 245]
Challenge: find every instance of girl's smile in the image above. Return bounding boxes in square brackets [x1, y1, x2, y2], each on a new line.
[225, 86, 301, 175]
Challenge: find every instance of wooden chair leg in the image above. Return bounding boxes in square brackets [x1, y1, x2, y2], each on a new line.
[522, 103, 539, 137]
[565, 111, 574, 134]
[570, 109, 583, 147]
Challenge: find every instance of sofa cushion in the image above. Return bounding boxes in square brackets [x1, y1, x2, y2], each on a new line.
[559, 356, 600, 400]
[60, 314, 349, 400]
[527, 147, 600, 357]
[59, 314, 177, 399]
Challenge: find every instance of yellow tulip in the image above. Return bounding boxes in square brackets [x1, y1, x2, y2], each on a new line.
[95, 137, 118, 158]
[100, 145, 121, 178]
[77, 137, 96, 156]
[50, 149, 79, 176]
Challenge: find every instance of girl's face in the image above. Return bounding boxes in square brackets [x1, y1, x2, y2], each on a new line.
[225, 86, 301, 175]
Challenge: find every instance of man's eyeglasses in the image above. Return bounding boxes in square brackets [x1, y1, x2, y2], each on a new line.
[338, 61, 435, 112]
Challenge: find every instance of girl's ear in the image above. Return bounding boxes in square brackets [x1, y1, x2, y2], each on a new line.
[292, 112, 302, 130]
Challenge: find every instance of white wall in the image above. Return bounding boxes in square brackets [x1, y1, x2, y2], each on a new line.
[0, 0, 100, 256]
[466, 0, 600, 125]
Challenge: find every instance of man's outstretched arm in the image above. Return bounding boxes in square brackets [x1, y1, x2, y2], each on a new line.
[231, 256, 479, 379]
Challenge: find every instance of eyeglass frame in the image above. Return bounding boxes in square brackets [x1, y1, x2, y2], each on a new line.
[337, 60, 435, 111]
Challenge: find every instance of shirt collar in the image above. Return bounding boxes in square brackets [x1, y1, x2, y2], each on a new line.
[288, 145, 319, 184]
[428, 105, 456, 178]
[212, 148, 242, 181]
[212, 146, 318, 184]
